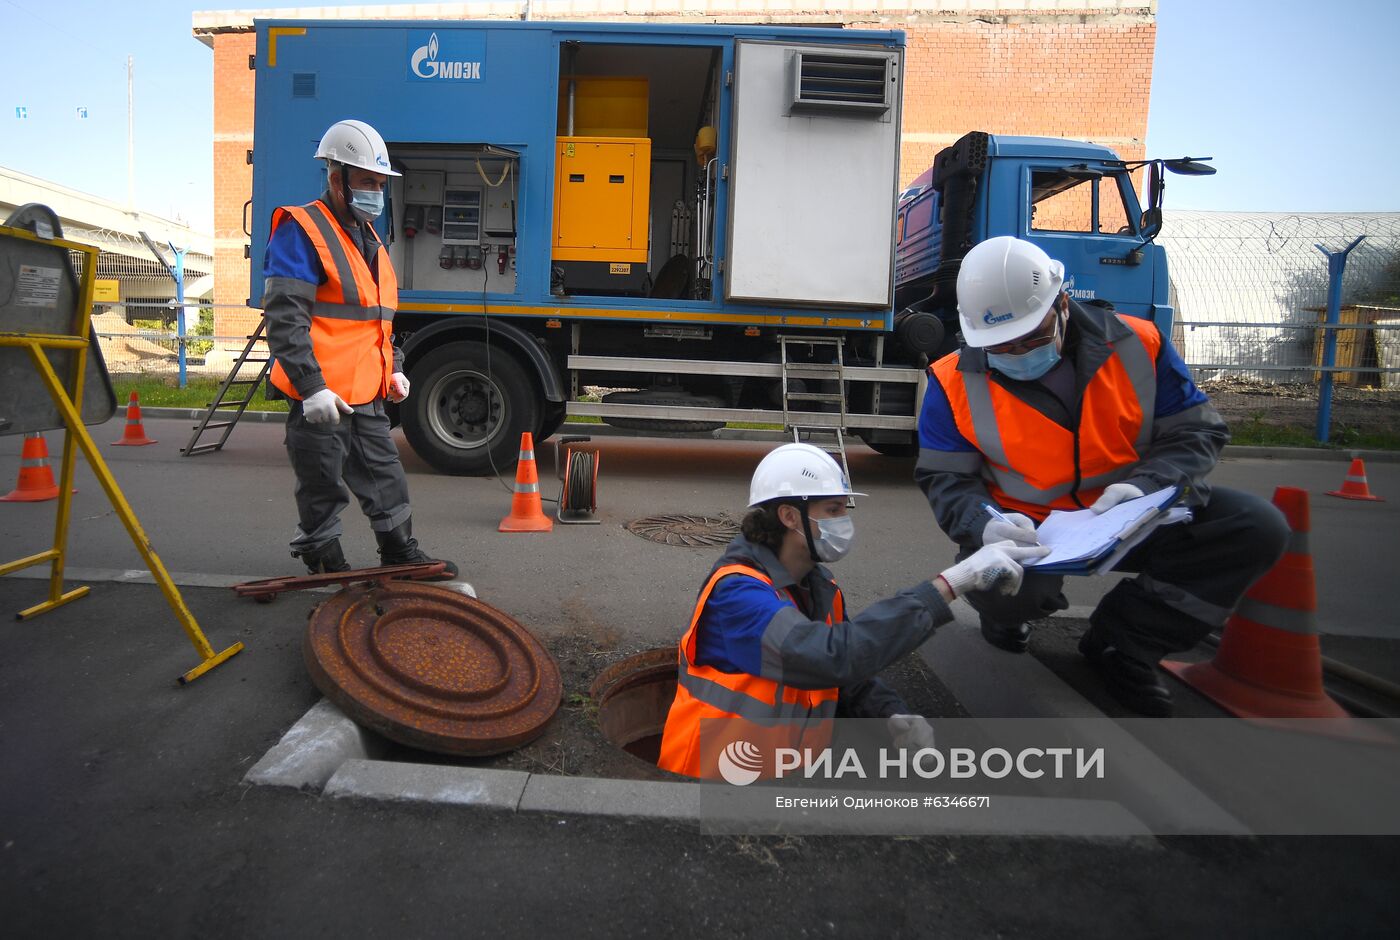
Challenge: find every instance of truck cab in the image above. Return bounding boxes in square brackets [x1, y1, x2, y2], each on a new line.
[895, 132, 1176, 360]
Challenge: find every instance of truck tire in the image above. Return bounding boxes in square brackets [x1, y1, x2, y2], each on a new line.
[538, 401, 567, 442]
[859, 434, 918, 458]
[600, 390, 726, 433]
[402, 340, 541, 476]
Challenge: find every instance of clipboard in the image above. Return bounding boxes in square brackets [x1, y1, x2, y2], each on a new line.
[1021, 485, 1186, 575]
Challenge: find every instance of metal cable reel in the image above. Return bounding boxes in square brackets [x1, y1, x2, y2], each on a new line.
[554, 435, 600, 524]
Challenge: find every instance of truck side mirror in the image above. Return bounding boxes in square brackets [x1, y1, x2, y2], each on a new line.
[1140, 207, 1162, 240]
[1163, 158, 1216, 177]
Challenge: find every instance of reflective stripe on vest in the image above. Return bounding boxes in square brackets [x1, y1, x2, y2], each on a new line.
[931, 315, 1160, 519]
[657, 563, 843, 778]
[267, 201, 398, 404]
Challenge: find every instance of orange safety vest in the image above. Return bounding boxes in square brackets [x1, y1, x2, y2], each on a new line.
[930, 314, 1161, 521]
[267, 200, 398, 405]
[657, 564, 845, 780]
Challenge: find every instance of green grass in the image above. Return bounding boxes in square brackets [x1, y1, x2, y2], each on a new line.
[1231, 419, 1400, 450]
[111, 377, 288, 412]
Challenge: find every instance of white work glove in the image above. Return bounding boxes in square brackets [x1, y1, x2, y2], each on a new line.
[388, 372, 411, 404]
[981, 509, 1039, 547]
[887, 714, 935, 752]
[1090, 482, 1145, 514]
[938, 541, 1050, 599]
[302, 388, 353, 425]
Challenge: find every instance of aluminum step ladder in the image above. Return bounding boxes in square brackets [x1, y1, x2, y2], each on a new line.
[181, 316, 273, 456]
[779, 334, 854, 496]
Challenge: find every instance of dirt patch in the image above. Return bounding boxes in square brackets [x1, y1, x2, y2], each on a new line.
[1201, 377, 1400, 438]
[370, 631, 966, 780]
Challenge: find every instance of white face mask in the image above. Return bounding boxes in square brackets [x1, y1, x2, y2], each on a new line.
[348, 187, 385, 222]
[812, 515, 856, 563]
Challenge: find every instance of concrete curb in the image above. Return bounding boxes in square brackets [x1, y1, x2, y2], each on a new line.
[252, 697, 1153, 838]
[917, 604, 1249, 835]
[144, 407, 288, 423]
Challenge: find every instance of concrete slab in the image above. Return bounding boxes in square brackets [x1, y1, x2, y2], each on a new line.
[244, 698, 371, 790]
[324, 760, 529, 810]
[919, 604, 1250, 835]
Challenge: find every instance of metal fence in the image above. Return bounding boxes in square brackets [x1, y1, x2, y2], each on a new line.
[1159, 212, 1400, 442]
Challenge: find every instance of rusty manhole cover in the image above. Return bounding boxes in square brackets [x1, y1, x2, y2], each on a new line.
[626, 514, 739, 547]
[304, 581, 561, 756]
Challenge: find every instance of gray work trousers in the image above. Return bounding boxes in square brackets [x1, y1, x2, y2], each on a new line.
[960, 486, 1290, 664]
[284, 399, 412, 555]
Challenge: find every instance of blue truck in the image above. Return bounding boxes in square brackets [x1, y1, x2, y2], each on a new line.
[248, 18, 1208, 473]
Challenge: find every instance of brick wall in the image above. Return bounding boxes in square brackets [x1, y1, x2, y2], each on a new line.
[201, 5, 1154, 340]
[211, 31, 258, 344]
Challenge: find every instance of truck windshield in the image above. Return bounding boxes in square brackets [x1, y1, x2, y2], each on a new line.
[1030, 171, 1134, 236]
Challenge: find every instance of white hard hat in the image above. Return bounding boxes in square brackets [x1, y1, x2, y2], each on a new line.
[314, 119, 401, 177]
[956, 236, 1065, 348]
[748, 443, 865, 507]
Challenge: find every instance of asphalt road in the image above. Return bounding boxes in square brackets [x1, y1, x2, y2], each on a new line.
[1, 416, 1396, 642]
[2, 416, 1399, 935]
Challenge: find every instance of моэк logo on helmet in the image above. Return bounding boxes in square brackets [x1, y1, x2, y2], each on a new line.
[717, 740, 764, 786]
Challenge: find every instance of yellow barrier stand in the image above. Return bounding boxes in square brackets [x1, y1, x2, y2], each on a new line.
[0, 222, 243, 684]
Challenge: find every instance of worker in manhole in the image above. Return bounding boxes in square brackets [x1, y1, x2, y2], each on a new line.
[915, 236, 1288, 715]
[657, 442, 1046, 779]
[262, 119, 457, 579]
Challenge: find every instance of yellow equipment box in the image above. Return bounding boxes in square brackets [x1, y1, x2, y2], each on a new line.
[553, 136, 651, 266]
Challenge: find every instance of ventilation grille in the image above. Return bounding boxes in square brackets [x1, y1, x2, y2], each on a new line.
[292, 72, 317, 98]
[790, 52, 892, 114]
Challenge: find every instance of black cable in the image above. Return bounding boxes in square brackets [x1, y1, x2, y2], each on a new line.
[480, 247, 557, 503]
[563, 449, 594, 514]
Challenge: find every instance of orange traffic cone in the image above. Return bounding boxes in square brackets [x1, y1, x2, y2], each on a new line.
[1, 432, 74, 502]
[112, 391, 157, 446]
[498, 432, 553, 532]
[1326, 457, 1383, 501]
[1164, 487, 1360, 729]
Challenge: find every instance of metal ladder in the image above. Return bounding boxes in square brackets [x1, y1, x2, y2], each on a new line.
[181, 316, 273, 456]
[779, 334, 853, 494]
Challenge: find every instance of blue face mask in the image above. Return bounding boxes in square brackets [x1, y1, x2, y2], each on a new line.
[348, 187, 384, 222]
[987, 342, 1061, 381]
[986, 315, 1064, 381]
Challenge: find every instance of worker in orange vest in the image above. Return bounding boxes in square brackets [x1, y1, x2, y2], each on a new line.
[658, 443, 1046, 779]
[917, 236, 1287, 715]
[263, 120, 456, 579]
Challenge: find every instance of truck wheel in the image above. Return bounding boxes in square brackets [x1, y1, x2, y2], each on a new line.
[402, 341, 540, 476]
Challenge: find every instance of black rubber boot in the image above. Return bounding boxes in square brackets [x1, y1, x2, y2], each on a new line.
[376, 520, 459, 581]
[1078, 631, 1174, 717]
[980, 616, 1031, 654]
[293, 538, 351, 575]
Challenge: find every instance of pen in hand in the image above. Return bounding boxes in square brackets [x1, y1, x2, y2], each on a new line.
[981, 502, 1041, 547]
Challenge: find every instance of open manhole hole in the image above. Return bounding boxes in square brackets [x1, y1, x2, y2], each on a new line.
[626, 514, 739, 547]
[590, 647, 678, 767]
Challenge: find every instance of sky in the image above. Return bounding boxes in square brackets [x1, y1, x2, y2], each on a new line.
[1, 0, 1397, 232]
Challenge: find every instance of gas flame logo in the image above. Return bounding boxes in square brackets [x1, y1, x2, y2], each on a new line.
[410, 32, 441, 78]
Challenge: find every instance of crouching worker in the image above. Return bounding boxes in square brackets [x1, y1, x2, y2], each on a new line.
[657, 443, 1046, 780]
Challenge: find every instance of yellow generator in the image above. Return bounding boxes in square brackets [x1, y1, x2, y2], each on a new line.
[553, 77, 651, 294]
